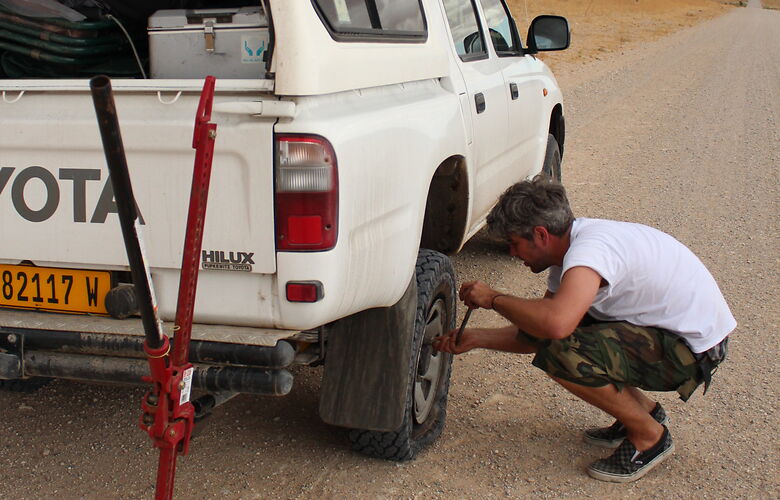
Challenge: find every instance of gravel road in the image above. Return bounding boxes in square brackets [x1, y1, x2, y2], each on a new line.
[1, 5, 778, 500]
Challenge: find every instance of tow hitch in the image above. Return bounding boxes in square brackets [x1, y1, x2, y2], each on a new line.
[90, 74, 217, 499]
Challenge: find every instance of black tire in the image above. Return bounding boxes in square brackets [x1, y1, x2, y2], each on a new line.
[0, 377, 50, 393]
[349, 249, 456, 461]
[542, 133, 562, 182]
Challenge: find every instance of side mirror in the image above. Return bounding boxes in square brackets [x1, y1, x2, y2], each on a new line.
[526, 15, 570, 54]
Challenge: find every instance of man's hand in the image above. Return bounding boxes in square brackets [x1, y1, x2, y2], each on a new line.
[432, 327, 478, 354]
[459, 280, 502, 309]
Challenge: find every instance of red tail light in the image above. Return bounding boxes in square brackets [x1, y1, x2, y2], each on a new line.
[286, 281, 324, 302]
[274, 135, 338, 251]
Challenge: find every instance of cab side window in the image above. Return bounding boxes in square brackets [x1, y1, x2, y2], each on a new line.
[479, 0, 521, 54]
[375, 0, 426, 32]
[442, 0, 487, 61]
[313, 0, 427, 41]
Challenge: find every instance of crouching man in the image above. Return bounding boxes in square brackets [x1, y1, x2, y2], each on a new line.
[433, 176, 735, 482]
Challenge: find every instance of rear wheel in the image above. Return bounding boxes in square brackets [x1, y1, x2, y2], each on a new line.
[542, 133, 562, 182]
[349, 249, 456, 461]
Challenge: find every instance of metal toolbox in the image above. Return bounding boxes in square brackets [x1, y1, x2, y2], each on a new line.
[148, 7, 269, 79]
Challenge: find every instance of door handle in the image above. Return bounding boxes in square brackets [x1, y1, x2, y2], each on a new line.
[475, 92, 486, 114]
[510, 82, 519, 100]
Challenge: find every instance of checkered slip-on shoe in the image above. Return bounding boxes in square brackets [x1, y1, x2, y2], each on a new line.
[587, 425, 675, 483]
[583, 403, 668, 448]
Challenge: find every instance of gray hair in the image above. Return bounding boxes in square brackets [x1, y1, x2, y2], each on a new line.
[487, 175, 574, 241]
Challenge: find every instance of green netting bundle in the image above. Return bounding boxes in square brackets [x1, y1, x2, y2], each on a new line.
[0, 3, 146, 78]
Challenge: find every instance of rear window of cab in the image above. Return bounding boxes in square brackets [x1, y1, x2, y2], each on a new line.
[312, 0, 427, 42]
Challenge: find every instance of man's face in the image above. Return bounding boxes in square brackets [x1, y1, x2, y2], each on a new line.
[508, 232, 551, 273]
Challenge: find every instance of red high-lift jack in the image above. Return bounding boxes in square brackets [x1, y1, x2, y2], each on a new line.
[90, 75, 217, 499]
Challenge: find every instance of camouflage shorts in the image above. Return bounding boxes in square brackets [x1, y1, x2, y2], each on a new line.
[517, 321, 703, 401]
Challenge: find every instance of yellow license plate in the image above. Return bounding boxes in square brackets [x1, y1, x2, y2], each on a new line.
[0, 264, 111, 315]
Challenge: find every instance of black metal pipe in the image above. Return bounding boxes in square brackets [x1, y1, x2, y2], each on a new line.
[24, 351, 293, 396]
[89, 75, 163, 349]
[6, 328, 296, 369]
[192, 391, 238, 418]
[0, 353, 21, 379]
[186, 337, 295, 369]
[195, 364, 292, 396]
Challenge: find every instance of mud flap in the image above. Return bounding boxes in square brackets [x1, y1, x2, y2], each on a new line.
[319, 277, 417, 431]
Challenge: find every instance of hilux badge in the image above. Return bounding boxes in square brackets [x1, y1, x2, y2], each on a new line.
[201, 250, 254, 272]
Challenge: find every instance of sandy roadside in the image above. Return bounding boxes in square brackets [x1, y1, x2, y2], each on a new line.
[507, 0, 737, 78]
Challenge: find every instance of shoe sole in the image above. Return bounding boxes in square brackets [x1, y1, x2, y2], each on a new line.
[583, 416, 669, 449]
[586, 441, 675, 483]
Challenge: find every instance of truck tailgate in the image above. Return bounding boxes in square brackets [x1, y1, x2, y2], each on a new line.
[0, 80, 279, 325]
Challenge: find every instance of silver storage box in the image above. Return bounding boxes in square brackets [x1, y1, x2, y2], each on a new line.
[148, 7, 269, 79]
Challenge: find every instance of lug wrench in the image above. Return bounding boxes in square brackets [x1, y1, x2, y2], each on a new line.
[454, 307, 474, 346]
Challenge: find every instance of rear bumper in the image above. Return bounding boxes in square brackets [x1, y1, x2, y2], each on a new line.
[0, 309, 310, 346]
[0, 309, 321, 395]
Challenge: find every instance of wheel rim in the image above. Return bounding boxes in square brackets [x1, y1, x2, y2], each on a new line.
[414, 297, 446, 424]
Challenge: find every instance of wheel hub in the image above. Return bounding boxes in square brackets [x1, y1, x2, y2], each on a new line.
[414, 298, 445, 424]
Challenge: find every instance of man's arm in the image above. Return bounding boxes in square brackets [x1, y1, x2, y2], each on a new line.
[433, 325, 535, 355]
[461, 266, 602, 340]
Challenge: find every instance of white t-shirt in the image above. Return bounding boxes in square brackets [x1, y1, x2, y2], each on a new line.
[547, 218, 736, 353]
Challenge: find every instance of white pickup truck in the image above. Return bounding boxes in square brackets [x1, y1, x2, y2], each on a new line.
[0, 0, 568, 460]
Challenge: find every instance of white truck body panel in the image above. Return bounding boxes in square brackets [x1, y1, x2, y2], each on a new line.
[457, 54, 510, 221]
[0, 0, 565, 333]
[503, 58, 559, 178]
[271, 0, 450, 96]
[274, 79, 466, 329]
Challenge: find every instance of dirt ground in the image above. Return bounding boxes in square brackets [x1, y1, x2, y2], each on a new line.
[507, 0, 736, 75]
[2, 1, 779, 499]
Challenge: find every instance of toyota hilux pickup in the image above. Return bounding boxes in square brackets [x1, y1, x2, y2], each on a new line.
[0, 0, 568, 460]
